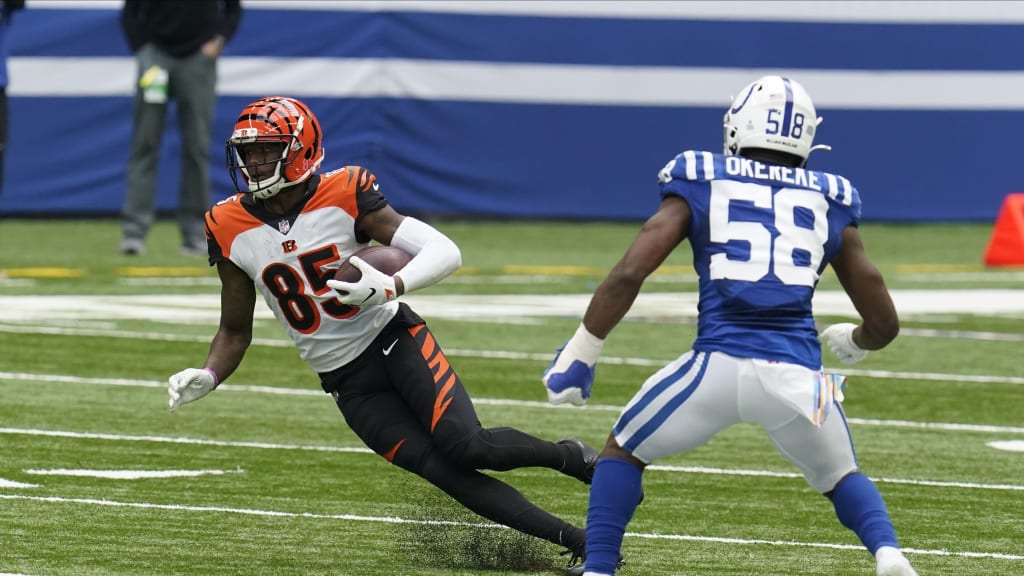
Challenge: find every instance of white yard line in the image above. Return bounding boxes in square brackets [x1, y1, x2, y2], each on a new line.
[22, 469, 242, 480]
[2, 290, 1024, 324]
[1, 426, 1021, 492]
[0, 492, 1021, 562]
[2, 322, 1024, 386]
[2, 371, 1023, 433]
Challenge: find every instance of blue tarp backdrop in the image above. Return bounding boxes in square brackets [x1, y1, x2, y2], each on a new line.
[1, 1, 1021, 221]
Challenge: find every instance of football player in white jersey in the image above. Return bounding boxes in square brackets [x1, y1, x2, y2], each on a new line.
[167, 96, 600, 563]
[543, 77, 919, 576]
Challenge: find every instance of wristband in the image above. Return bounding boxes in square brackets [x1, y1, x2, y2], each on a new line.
[569, 324, 605, 364]
[204, 367, 220, 388]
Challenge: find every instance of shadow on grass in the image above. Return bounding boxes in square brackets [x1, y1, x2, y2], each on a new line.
[394, 480, 563, 573]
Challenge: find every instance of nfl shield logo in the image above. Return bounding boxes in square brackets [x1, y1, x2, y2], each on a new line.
[277, 219, 290, 234]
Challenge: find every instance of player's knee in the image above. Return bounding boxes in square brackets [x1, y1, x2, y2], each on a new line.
[451, 435, 492, 469]
[822, 469, 860, 499]
[447, 429, 504, 470]
[387, 443, 432, 476]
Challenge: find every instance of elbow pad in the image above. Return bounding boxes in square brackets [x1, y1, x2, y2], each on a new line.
[390, 217, 462, 293]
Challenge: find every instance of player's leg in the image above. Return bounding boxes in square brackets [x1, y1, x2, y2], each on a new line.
[122, 44, 170, 254]
[763, 400, 917, 575]
[332, 370, 586, 554]
[171, 50, 217, 252]
[391, 316, 594, 482]
[585, 351, 740, 575]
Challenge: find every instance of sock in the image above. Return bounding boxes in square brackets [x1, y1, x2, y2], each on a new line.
[585, 457, 643, 573]
[830, 472, 899, 554]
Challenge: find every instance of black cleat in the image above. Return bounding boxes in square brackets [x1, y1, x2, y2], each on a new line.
[558, 437, 646, 504]
[558, 437, 599, 484]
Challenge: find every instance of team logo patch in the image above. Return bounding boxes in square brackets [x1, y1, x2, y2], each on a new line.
[277, 219, 290, 234]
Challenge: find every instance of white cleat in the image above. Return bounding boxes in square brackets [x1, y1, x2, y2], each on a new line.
[876, 546, 919, 576]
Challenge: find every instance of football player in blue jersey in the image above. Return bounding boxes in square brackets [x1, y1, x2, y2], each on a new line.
[543, 76, 918, 576]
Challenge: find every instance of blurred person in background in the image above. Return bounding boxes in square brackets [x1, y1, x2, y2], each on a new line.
[543, 76, 918, 576]
[0, 0, 24, 199]
[119, 0, 242, 256]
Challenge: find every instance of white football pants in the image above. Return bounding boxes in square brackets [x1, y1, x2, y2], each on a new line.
[612, 350, 857, 493]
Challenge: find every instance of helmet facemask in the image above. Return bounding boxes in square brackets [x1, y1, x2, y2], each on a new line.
[228, 135, 294, 199]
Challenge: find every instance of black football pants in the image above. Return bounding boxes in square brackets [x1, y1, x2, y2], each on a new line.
[319, 303, 585, 552]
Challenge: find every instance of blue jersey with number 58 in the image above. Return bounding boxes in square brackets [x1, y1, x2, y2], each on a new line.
[659, 151, 861, 369]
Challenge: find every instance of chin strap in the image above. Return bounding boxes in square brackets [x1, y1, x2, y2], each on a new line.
[803, 116, 832, 165]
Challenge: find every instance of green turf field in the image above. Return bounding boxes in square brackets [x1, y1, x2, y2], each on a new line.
[1, 218, 1022, 576]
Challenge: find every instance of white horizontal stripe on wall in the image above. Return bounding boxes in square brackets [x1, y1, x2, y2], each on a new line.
[25, 0, 1024, 24]
[11, 57, 1024, 110]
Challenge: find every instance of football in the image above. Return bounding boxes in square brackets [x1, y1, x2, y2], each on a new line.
[333, 245, 413, 284]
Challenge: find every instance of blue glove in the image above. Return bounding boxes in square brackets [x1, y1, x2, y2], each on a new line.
[542, 324, 604, 406]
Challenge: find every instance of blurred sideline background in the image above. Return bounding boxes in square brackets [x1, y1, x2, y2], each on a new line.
[1, 0, 1022, 224]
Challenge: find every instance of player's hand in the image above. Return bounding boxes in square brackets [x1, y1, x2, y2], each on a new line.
[326, 256, 398, 307]
[200, 35, 225, 58]
[543, 325, 605, 406]
[168, 368, 219, 411]
[821, 323, 868, 364]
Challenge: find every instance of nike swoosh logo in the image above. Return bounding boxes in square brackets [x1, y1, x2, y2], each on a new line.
[360, 288, 377, 303]
[383, 339, 399, 356]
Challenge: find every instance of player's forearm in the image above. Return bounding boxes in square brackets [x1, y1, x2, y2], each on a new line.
[854, 317, 899, 351]
[582, 274, 643, 339]
[204, 329, 251, 383]
[390, 217, 462, 294]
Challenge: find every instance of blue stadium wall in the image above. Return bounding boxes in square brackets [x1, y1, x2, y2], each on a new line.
[1, 0, 1021, 222]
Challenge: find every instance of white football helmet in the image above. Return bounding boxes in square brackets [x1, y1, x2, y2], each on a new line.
[723, 75, 830, 165]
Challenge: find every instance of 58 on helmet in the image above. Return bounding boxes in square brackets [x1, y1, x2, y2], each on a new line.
[722, 75, 830, 167]
[226, 96, 325, 199]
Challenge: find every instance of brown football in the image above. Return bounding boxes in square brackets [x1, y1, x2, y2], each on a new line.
[334, 245, 413, 283]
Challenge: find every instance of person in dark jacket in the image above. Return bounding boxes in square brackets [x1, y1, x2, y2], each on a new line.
[0, 0, 25, 198]
[119, 0, 242, 256]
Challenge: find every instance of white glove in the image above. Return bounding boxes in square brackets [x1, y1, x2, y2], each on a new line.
[821, 323, 868, 365]
[168, 368, 219, 411]
[542, 324, 605, 406]
[326, 256, 398, 307]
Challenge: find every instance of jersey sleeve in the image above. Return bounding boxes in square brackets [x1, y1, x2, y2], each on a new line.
[847, 185, 863, 226]
[657, 150, 711, 208]
[204, 193, 261, 265]
[349, 166, 388, 244]
[313, 165, 390, 244]
[350, 167, 388, 217]
[203, 216, 220, 266]
[823, 176, 862, 228]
